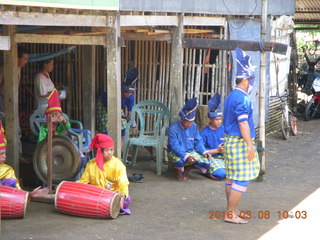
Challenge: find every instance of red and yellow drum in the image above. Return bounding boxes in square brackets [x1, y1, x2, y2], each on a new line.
[0, 185, 29, 218]
[55, 181, 121, 218]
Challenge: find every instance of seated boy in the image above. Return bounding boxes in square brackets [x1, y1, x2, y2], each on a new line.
[37, 89, 70, 144]
[37, 88, 87, 180]
[167, 98, 211, 180]
[77, 133, 131, 215]
[200, 93, 226, 180]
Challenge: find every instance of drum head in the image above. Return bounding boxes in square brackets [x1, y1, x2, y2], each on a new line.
[33, 135, 81, 185]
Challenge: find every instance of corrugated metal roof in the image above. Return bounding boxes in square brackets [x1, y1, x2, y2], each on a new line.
[293, 0, 320, 24]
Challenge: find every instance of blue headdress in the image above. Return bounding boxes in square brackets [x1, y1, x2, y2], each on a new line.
[208, 93, 222, 119]
[179, 97, 198, 122]
[122, 68, 139, 93]
[235, 48, 255, 91]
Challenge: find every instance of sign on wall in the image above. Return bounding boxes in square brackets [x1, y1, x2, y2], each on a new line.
[0, 0, 119, 10]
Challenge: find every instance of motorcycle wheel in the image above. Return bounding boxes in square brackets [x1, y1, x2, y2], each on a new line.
[280, 113, 290, 140]
[289, 112, 297, 136]
[304, 98, 316, 121]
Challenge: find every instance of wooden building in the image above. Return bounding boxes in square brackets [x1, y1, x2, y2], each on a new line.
[0, 0, 296, 177]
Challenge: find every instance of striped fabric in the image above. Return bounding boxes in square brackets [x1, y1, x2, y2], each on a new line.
[224, 134, 260, 181]
[168, 150, 210, 174]
[96, 100, 127, 133]
[207, 155, 225, 174]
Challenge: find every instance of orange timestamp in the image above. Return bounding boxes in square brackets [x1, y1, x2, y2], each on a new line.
[208, 210, 308, 220]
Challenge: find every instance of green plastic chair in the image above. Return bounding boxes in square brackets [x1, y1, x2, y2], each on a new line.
[122, 100, 170, 175]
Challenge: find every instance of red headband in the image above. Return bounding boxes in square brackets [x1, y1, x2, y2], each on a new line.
[89, 134, 114, 171]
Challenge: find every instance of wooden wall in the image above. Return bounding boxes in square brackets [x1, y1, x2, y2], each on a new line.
[19, 29, 226, 135]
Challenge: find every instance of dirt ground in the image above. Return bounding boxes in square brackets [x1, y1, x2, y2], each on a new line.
[1, 116, 319, 240]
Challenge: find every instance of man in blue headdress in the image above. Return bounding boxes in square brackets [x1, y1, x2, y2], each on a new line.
[223, 48, 260, 224]
[200, 93, 226, 180]
[96, 68, 138, 136]
[167, 98, 211, 180]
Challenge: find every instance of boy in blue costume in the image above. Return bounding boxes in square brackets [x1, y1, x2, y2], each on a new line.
[167, 98, 211, 180]
[200, 93, 226, 180]
[223, 48, 260, 224]
[96, 68, 138, 136]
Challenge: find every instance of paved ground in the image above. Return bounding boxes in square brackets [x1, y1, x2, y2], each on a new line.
[1, 117, 319, 240]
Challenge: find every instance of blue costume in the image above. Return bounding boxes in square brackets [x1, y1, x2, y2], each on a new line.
[223, 48, 260, 193]
[96, 68, 138, 136]
[200, 93, 226, 180]
[167, 98, 210, 174]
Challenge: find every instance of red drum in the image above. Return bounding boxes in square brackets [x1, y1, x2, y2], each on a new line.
[0, 185, 29, 218]
[55, 181, 121, 219]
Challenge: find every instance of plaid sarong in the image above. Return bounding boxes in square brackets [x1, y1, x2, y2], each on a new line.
[96, 100, 127, 133]
[207, 155, 225, 174]
[224, 134, 260, 181]
[168, 150, 210, 173]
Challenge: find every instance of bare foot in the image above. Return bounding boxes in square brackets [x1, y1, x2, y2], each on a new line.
[225, 211, 248, 224]
[236, 209, 250, 219]
[224, 215, 248, 224]
[206, 172, 219, 181]
[176, 171, 187, 181]
[183, 165, 195, 178]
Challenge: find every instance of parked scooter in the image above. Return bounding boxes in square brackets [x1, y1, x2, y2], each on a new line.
[304, 58, 320, 121]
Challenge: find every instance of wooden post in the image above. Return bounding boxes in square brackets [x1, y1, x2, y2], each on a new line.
[106, 12, 122, 158]
[169, 14, 184, 124]
[47, 114, 53, 194]
[3, 26, 19, 176]
[259, 0, 268, 173]
[82, 45, 96, 136]
[221, 21, 228, 110]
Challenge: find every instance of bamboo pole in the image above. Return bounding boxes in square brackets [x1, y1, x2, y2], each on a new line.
[259, 0, 268, 174]
[159, 42, 164, 104]
[47, 114, 53, 194]
[166, 42, 171, 109]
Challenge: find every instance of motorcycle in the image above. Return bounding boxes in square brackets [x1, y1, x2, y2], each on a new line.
[304, 76, 320, 121]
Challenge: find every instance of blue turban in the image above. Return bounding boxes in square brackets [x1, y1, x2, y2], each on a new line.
[179, 97, 198, 122]
[122, 68, 139, 93]
[208, 93, 222, 119]
[235, 48, 255, 90]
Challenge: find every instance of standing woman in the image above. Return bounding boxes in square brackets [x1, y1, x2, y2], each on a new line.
[34, 58, 55, 110]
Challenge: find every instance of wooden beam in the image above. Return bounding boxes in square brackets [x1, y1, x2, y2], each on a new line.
[120, 15, 178, 26]
[183, 38, 288, 55]
[169, 14, 184, 124]
[82, 46, 96, 136]
[106, 12, 122, 158]
[0, 36, 10, 50]
[14, 33, 106, 45]
[184, 16, 225, 26]
[3, 26, 19, 177]
[120, 15, 226, 27]
[121, 32, 171, 42]
[0, 11, 107, 27]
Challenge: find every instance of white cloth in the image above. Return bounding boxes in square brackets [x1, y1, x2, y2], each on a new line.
[34, 72, 55, 107]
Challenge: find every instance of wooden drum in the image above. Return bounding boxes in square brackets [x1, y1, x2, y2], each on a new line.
[0, 185, 29, 218]
[55, 181, 121, 219]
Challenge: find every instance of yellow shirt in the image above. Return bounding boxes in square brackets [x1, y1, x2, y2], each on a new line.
[0, 163, 21, 190]
[77, 156, 129, 198]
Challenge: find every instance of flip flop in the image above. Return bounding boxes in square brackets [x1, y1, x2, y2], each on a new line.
[224, 216, 248, 224]
[120, 208, 132, 215]
[128, 173, 144, 183]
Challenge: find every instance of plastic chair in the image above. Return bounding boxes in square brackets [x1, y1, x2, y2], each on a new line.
[29, 104, 91, 154]
[122, 100, 170, 175]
